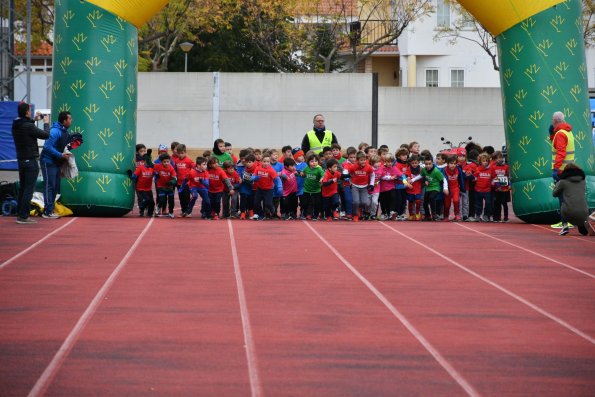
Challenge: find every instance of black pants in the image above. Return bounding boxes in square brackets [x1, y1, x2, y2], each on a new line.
[423, 190, 440, 219]
[301, 192, 321, 218]
[492, 191, 510, 221]
[209, 191, 223, 216]
[322, 194, 340, 218]
[137, 190, 155, 215]
[254, 188, 274, 217]
[177, 186, 190, 213]
[395, 188, 407, 215]
[157, 188, 174, 214]
[379, 190, 395, 215]
[17, 158, 39, 219]
[282, 193, 298, 216]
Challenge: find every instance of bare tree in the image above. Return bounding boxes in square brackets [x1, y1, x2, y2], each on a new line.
[584, 0, 595, 47]
[434, 3, 499, 71]
[345, 0, 433, 72]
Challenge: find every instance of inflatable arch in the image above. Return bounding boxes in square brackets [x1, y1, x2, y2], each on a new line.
[55, 0, 594, 220]
[53, 0, 168, 216]
[457, 0, 595, 223]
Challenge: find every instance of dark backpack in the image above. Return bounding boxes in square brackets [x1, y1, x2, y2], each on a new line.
[0, 181, 17, 201]
[0, 181, 18, 216]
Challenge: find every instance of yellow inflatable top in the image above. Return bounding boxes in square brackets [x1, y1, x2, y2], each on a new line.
[456, 0, 565, 36]
[86, 0, 169, 28]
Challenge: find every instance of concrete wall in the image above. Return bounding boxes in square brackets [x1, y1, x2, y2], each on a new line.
[378, 87, 505, 155]
[138, 72, 373, 151]
[137, 73, 505, 156]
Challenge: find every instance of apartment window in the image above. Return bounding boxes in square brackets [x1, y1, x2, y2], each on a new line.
[451, 69, 464, 87]
[426, 69, 439, 87]
[436, 0, 450, 27]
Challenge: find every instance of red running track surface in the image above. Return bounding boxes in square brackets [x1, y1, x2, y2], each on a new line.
[0, 215, 593, 396]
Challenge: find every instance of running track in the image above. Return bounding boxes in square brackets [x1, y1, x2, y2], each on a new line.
[0, 215, 594, 396]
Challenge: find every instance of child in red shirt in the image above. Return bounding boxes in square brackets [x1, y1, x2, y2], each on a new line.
[173, 144, 196, 216]
[253, 154, 279, 220]
[472, 152, 496, 222]
[321, 159, 341, 221]
[342, 151, 374, 222]
[153, 153, 177, 218]
[444, 155, 465, 221]
[492, 151, 511, 222]
[207, 156, 234, 220]
[405, 154, 423, 221]
[129, 154, 155, 217]
[222, 160, 241, 218]
[181, 156, 210, 218]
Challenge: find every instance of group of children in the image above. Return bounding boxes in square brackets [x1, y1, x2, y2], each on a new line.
[129, 138, 511, 222]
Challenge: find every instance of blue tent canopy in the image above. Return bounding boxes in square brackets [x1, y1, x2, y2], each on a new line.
[0, 102, 18, 170]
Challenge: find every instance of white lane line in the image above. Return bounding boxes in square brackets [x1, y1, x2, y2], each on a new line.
[455, 223, 595, 279]
[380, 221, 595, 345]
[27, 218, 155, 397]
[529, 224, 595, 245]
[303, 221, 480, 397]
[227, 220, 262, 397]
[1, 218, 78, 271]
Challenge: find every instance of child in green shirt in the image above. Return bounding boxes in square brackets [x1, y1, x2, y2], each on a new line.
[300, 153, 324, 220]
[421, 156, 448, 221]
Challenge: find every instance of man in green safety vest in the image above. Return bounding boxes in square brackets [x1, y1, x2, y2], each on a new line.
[301, 114, 339, 155]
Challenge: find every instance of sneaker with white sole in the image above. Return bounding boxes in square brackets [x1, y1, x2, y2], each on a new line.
[559, 226, 569, 236]
[551, 221, 574, 229]
[42, 212, 60, 219]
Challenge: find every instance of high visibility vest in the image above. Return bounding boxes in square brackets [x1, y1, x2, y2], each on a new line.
[307, 130, 333, 154]
[551, 129, 575, 171]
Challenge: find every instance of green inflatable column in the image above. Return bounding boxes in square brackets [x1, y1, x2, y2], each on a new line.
[497, 1, 595, 223]
[52, 0, 138, 216]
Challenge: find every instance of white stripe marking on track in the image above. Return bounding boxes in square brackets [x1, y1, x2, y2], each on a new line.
[380, 221, 595, 345]
[27, 218, 155, 397]
[0, 217, 78, 271]
[303, 221, 481, 397]
[455, 223, 595, 279]
[227, 220, 262, 397]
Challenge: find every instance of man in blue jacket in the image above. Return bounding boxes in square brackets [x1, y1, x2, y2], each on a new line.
[40, 111, 72, 218]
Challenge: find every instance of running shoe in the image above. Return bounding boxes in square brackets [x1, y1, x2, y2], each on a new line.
[16, 217, 37, 224]
[551, 221, 574, 229]
[42, 212, 60, 219]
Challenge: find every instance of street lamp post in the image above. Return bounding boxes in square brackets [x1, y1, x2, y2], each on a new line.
[179, 42, 194, 72]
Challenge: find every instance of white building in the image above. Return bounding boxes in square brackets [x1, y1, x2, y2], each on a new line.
[398, 0, 594, 89]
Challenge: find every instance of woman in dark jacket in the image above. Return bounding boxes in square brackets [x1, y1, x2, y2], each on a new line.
[552, 162, 594, 236]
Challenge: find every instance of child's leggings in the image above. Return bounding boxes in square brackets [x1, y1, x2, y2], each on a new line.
[444, 188, 460, 218]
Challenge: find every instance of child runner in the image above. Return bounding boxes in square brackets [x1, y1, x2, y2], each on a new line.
[421, 155, 447, 221]
[207, 156, 234, 220]
[492, 151, 511, 222]
[444, 155, 465, 221]
[173, 144, 195, 216]
[343, 151, 374, 222]
[153, 153, 177, 218]
[394, 147, 410, 220]
[181, 156, 210, 218]
[280, 157, 299, 220]
[252, 153, 279, 220]
[237, 152, 257, 220]
[472, 152, 496, 222]
[321, 158, 341, 221]
[222, 160, 241, 219]
[301, 153, 324, 220]
[129, 153, 155, 217]
[405, 155, 423, 221]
